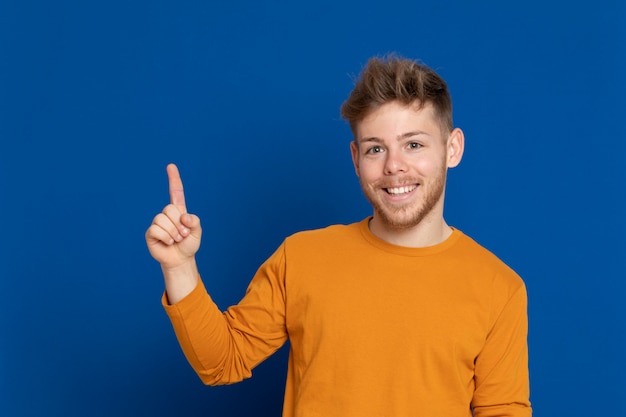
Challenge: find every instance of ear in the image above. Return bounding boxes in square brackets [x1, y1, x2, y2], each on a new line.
[350, 141, 360, 177]
[446, 128, 464, 168]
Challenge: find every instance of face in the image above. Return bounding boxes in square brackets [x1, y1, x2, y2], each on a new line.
[350, 101, 463, 233]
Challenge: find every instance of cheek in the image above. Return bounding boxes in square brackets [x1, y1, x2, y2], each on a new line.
[415, 159, 439, 174]
[356, 159, 383, 182]
[414, 152, 447, 175]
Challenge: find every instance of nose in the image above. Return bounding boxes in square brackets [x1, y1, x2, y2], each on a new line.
[384, 149, 408, 175]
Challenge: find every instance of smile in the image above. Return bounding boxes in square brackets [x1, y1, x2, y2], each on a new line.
[385, 185, 417, 195]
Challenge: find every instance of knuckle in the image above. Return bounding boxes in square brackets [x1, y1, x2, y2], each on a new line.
[163, 204, 180, 219]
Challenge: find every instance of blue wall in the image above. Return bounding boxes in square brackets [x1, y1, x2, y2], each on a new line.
[1, 1, 624, 416]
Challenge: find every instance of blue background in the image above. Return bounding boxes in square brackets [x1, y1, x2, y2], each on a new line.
[1, 1, 625, 416]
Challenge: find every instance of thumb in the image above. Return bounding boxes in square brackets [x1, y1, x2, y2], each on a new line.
[181, 213, 202, 234]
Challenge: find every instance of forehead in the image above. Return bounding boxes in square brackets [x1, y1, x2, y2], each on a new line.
[355, 101, 442, 142]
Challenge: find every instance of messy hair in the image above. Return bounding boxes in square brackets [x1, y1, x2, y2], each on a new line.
[340, 55, 453, 135]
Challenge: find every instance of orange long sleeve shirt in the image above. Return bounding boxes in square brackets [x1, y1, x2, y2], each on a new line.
[164, 219, 531, 416]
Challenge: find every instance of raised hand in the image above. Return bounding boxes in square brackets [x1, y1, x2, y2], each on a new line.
[146, 163, 202, 272]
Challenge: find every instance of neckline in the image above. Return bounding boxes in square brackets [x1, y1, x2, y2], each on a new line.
[357, 217, 462, 257]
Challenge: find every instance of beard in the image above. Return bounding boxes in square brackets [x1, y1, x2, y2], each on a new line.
[359, 165, 447, 231]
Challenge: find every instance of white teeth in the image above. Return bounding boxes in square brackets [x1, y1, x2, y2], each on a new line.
[386, 185, 417, 195]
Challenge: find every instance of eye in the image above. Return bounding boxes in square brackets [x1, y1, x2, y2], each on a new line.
[407, 142, 422, 150]
[365, 145, 384, 154]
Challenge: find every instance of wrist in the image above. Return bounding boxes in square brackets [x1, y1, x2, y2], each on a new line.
[161, 259, 199, 305]
[161, 258, 198, 279]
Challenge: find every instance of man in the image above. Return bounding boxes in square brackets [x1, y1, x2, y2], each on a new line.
[146, 55, 532, 416]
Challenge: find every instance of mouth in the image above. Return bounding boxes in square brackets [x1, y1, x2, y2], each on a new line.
[385, 184, 418, 195]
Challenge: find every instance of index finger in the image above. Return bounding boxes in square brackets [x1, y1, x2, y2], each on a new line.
[167, 163, 187, 214]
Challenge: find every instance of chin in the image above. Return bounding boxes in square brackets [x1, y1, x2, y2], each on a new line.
[374, 206, 427, 230]
[372, 191, 446, 231]
[380, 216, 425, 231]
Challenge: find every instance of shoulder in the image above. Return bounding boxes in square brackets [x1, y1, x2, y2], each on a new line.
[285, 221, 363, 246]
[278, 221, 368, 263]
[452, 229, 526, 292]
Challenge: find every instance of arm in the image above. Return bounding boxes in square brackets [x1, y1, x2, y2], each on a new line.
[472, 284, 532, 417]
[146, 164, 287, 384]
[164, 246, 288, 385]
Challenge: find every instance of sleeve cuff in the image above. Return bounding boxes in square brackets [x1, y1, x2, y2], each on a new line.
[161, 276, 210, 313]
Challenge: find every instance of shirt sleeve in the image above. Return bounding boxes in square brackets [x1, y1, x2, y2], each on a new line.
[162, 243, 289, 385]
[472, 282, 532, 417]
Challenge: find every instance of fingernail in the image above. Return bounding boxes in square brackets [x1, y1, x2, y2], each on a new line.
[181, 227, 190, 236]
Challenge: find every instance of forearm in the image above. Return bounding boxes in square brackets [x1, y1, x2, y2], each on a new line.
[163, 277, 253, 385]
[163, 250, 289, 386]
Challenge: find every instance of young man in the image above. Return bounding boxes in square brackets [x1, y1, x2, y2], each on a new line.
[146, 56, 532, 416]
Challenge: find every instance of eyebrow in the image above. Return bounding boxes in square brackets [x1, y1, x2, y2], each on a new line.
[357, 131, 429, 143]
